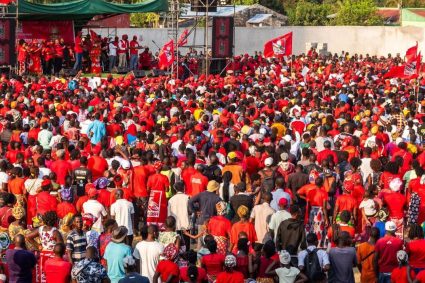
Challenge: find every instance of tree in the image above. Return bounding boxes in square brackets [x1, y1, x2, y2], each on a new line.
[334, 0, 383, 25]
[130, 12, 160, 27]
[287, 2, 334, 26]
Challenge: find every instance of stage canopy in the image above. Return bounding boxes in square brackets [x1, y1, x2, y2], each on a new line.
[8, 0, 168, 20]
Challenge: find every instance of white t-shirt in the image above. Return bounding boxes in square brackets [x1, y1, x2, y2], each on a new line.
[110, 199, 135, 235]
[133, 241, 164, 282]
[39, 167, 51, 179]
[0, 172, 8, 188]
[82, 200, 107, 232]
[275, 267, 300, 283]
[359, 199, 376, 216]
[24, 178, 43, 196]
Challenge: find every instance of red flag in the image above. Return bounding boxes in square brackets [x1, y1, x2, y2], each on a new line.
[406, 42, 418, 63]
[384, 53, 421, 79]
[263, 32, 292, 58]
[89, 30, 99, 40]
[178, 29, 189, 47]
[0, 0, 14, 4]
[158, 40, 174, 70]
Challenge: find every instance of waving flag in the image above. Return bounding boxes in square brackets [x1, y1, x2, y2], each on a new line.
[263, 32, 292, 58]
[178, 29, 189, 47]
[158, 40, 174, 70]
[406, 42, 418, 63]
[384, 52, 421, 79]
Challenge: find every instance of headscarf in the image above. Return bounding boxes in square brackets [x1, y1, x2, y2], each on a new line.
[224, 254, 237, 268]
[162, 243, 178, 262]
[396, 250, 408, 264]
[12, 205, 25, 220]
[216, 201, 227, 216]
[154, 161, 163, 171]
[237, 205, 249, 219]
[82, 213, 97, 229]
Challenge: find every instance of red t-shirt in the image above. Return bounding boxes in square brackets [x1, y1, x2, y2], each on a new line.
[74, 36, 83, 53]
[406, 239, 425, 268]
[56, 202, 77, 219]
[130, 40, 139, 55]
[156, 260, 179, 283]
[181, 167, 197, 196]
[44, 257, 72, 283]
[179, 266, 207, 283]
[230, 222, 257, 245]
[201, 253, 225, 276]
[306, 188, 328, 207]
[391, 266, 415, 283]
[147, 173, 170, 192]
[216, 271, 245, 283]
[189, 172, 208, 196]
[207, 216, 232, 238]
[416, 270, 425, 283]
[50, 160, 72, 185]
[88, 156, 108, 180]
[97, 189, 111, 209]
[375, 235, 404, 273]
[383, 192, 406, 219]
[335, 194, 357, 214]
[131, 165, 148, 198]
[36, 191, 58, 215]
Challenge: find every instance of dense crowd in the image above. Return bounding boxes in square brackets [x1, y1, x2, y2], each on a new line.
[1, 48, 425, 283]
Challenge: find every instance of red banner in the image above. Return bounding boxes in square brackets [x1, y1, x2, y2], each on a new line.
[263, 32, 293, 58]
[17, 20, 75, 44]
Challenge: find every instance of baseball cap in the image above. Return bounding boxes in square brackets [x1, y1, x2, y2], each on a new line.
[264, 157, 273, 167]
[385, 221, 396, 232]
[278, 197, 288, 207]
[279, 250, 291, 264]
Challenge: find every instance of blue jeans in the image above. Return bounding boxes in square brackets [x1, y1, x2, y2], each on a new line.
[109, 55, 116, 72]
[130, 54, 138, 70]
[378, 273, 391, 283]
[73, 52, 83, 71]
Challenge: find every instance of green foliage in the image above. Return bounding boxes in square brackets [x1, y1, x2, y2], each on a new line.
[334, 0, 383, 25]
[287, 1, 334, 25]
[259, 0, 285, 14]
[234, 0, 259, 5]
[130, 12, 160, 27]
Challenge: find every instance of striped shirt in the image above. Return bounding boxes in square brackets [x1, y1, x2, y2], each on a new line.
[66, 230, 87, 262]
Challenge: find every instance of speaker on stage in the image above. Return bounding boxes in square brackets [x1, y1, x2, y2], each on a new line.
[133, 70, 146, 78]
[212, 17, 234, 59]
[116, 67, 128, 74]
[0, 19, 15, 66]
[191, 0, 218, 12]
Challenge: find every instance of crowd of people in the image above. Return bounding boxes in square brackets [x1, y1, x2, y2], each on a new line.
[16, 33, 205, 77]
[1, 46, 425, 283]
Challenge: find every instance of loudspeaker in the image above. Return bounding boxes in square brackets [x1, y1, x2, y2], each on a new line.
[151, 69, 168, 77]
[61, 68, 77, 77]
[191, 0, 217, 12]
[116, 67, 128, 74]
[212, 17, 234, 59]
[0, 19, 15, 66]
[133, 70, 146, 78]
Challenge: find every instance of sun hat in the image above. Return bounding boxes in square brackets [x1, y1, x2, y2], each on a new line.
[207, 180, 220, 192]
[111, 226, 128, 243]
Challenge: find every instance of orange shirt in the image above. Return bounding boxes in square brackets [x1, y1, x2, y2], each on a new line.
[131, 165, 148, 198]
[8, 177, 25, 195]
[222, 164, 243, 185]
[306, 187, 328, 207]
[335, 194, 357, 213]
[189, 172, 208, 197]
[230, 221, 257, 245]
[356, 242, 377, 283]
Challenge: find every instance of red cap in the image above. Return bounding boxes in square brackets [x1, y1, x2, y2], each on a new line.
[278, 197, 288, 207]
[87, 187, 98, 198]
[41, 179, 51, 187]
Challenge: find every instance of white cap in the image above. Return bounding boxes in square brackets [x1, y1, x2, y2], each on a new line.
[389, 178, 402, 192]
[279, 250, 291, 264]
[385, 221, 396, 232]
[264, 157, 273, 167]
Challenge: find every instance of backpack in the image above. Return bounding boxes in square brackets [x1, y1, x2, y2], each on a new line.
[68, 79, 78, 91]
[304, 248, 322, 280]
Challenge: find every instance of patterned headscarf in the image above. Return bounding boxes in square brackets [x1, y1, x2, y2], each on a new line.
[216, 201, 227, 216]
[82, 213, 97, 229]
[237, 205, 249, 219]
[162, 243, 178, 262]
[12, 205, 25, 220]
[224, 254, 237, 268]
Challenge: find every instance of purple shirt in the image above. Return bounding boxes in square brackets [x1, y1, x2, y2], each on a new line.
[6, 249, 36, 283]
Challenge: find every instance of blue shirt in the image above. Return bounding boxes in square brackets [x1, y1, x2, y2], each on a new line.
[86, 119, 106, 145]
[104, 242, 132, 283]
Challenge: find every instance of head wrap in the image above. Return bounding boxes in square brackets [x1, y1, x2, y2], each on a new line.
[396, 250, 408, 264]
[224, 254, 237, 268]
[12, 205, 25, 220]
[237, 205, 249, 219]
[82, 213, 97, 228]
[216, 201, 227, 216]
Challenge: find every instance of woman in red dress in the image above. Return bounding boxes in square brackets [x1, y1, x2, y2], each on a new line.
[206, 201, 231, 255]
[229, 205, 257, 253]
[28, 40, 42, 75]
[146, 161, 170, 229]
[17, 40, 28, 76]
[90, 36, 102, 74]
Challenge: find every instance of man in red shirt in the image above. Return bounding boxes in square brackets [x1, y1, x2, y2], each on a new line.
[181, 157, 197, 196]
[317, 140, 338, 165]
[374, 221, 403, 282]
[50, 149, 72, 185]
[36, 179, 58, 216]
[189, 166, 208, 197]
[73, 31, 83, 71]
[129, 35, 141, 71]
[45, 243, 72, 283]
[88, 147, 108, 180]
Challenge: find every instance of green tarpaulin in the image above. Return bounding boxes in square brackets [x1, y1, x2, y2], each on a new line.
[9, 0, 168, 20]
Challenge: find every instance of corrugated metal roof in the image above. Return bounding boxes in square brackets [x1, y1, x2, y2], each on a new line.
[247, 13, 272, 24]
[180, 4, 248, 18]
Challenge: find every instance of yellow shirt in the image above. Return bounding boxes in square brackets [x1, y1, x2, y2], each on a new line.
[271, 123, 286, 138]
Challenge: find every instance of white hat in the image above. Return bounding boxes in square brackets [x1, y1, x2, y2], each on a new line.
[389, 178, 402, 192]
[283, 135, 292, 143]
[264, 157, 273, 167]
[385, 221, 396, 232]
[121, 160, 131, 170]
[279, 250, 291, 264]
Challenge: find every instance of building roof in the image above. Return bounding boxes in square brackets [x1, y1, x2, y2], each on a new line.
[180, 4, 248, 18]
[376, 8, 400, 24]
[247, 13, 272, 24]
